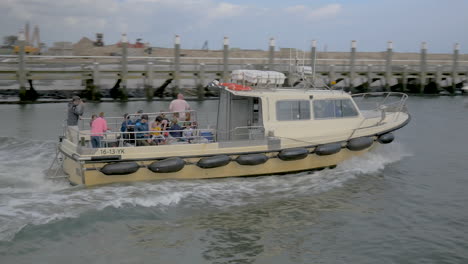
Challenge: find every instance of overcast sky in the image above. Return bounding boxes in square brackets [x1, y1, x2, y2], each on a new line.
[1, 0, 467, 53]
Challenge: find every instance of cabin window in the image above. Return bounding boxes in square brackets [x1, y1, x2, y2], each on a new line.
[313, 99, 359, 119]
[276, 100, 310, 121]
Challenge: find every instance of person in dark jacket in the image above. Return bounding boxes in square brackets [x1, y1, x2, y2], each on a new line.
[135, 115, 155, 146]
[168, 118, 183, 139]
[66, 96, 84, 143]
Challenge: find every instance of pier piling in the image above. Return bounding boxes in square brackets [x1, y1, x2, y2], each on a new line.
[145, 62, 154, 100]
[385, 41, 393, 92]
[17, 31, 27, 100]
[420, 42, 427, 94]
[223, 37, 229, 83]
[268, 38, 275, 70]
[173, 35, 181, 97]
[452, 43, 460, 93]
[349, 40, 357, 92]
[197, 63, 205, 100]
[120, 33, 129, 100]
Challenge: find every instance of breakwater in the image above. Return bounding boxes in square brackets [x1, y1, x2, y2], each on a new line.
[1, 38, 467, 102]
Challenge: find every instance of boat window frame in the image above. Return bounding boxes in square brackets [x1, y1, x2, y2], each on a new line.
[312, 98, 360, 120]
[275, 99, 311, 121]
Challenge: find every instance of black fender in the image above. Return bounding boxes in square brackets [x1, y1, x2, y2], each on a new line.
[278, 148, 309, 161]
[347, 137, 374, 151]
[197, 155, 231, 168]
[236, 153, 269, 165]
[315, 143, 342, 156]
[100, 162, 140, 175]
[148, 157, 185, 173]
[377, 133, 395, 144]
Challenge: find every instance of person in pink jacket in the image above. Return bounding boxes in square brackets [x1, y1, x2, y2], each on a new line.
[91, 112, 108, 148]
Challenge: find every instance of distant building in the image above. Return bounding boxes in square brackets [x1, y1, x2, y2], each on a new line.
[47, 41, 73, 55]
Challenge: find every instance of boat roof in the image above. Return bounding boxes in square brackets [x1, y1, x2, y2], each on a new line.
[226, 87, 353, 100]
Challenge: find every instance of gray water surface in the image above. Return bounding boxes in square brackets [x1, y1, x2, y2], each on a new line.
[0, 97, 468, 264]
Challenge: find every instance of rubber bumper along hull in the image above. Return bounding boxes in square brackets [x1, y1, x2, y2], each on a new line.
[347, 137, 374, 151]
[236, 153, 269, 165]
[278, 148, 309, 161]
[377, 133, 394, 144]
[197, 155, 231, 168]
[315, 143, 342, 156]
[148, 157, 185, 173]
[100, 162, 140, 175]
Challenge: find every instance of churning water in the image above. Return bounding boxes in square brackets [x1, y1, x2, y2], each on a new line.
[0, 97, 467, 264]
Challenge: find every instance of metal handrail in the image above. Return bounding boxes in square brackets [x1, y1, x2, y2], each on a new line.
[347, 92, 408, 140]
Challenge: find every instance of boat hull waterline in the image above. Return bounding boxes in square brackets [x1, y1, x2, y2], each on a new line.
[63, 136, 395, 186]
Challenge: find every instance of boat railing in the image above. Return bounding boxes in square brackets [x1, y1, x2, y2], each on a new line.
[352, 92, 408, 121]
[72, 127, 216, 148]
[78, 110, 198, 132]
[347, 92, 408, 140]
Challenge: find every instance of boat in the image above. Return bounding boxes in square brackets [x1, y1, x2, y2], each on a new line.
[55, 70, 410, 186]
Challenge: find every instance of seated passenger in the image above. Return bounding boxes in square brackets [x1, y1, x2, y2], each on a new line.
[183, 121, 197, 143]
[120, 113, 133, 140]
[135, 115, 155, 146]
[150, 116, 165, 144]
[168, 118, 183, 139]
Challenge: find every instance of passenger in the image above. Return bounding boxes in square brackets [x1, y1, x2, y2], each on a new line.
[168, 118, 183, 140]
[90, 112, 108, 148]
[67, 96, 84, 143]
[90, 114, 97, 128]
[135, 114, 155, 146]
[169, 93, 191, 120]
[157, 111, 170, 137]
[131, 109, 144, 124]
[150, 116, 165, 144]
[183, 121, 197, 143]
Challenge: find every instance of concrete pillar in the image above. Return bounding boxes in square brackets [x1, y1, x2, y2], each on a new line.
[367, 64, 373, 91]
[145, 62, 154, 100]
[173, 34, 181, 97]
[80, 64, 86, 87]
[198, 63, 205, 100]
[120, 33, 129, 99]
[385, 41, 393, 92]
[419, 42, 427, 94]
[92, 62, 100, 90]
[402, 65, 408, 92]
[349, 40, 357, 92]
[223, 36, 229, 82]
[435, 64, 442, 91]
[268, 37, 275, 70]
[310, 40, 317, 82]
[329, 64, 336, 87]
[17, 31, 27, 99]
[452, 43, 460, 93]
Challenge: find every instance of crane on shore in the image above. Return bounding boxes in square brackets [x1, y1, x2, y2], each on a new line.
[13, 22, 41, 55]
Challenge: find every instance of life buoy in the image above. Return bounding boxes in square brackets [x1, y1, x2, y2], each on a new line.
[220, 83, 252, 91]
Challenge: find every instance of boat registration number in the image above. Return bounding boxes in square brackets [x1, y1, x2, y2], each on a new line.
[99, 149, 125, 155]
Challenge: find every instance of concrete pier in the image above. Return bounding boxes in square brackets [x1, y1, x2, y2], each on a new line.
[2, 35, 468, 102]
